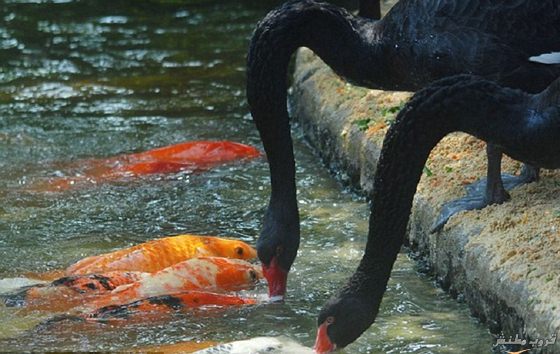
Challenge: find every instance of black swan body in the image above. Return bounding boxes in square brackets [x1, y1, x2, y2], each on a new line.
[358, 0, 381, 19]
[314, 74, 560, 352]
[247, 0, 560, 299]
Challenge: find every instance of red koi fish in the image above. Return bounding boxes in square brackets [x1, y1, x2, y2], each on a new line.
[84, 291, 257, 323]
[29, 141, 261, 191]
[38, 291, 257, 332]
[66, 234, 257, 275]
[85, 257, 261, 310]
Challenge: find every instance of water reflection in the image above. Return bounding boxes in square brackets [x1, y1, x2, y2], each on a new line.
[0, 0, 492, 352]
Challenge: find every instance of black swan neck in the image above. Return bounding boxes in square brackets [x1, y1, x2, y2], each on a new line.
[339, 75, 527, 308]
[247, 0, 384, 203]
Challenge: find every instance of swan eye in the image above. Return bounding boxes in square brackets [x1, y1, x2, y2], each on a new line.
[235, 246, 244, 256]
[326, 316, 335, 325]
[249, 270, 258, 282]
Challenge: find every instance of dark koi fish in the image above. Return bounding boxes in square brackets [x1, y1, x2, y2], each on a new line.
[2, 271, 147, 312]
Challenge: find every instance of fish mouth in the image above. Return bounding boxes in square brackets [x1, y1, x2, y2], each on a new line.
[314, 321, 336, 353]
[261, 256, 287, 301]
[253, 266, 264, 279]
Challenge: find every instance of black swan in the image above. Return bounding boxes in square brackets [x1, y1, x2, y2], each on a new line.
[313, 73, 560, 352]
[358, 0, 381, 19]
[246, 0, 560, 298]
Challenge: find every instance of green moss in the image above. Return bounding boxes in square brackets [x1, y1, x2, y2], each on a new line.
[354, 118, 371, 131]
[423, 165, 433, 177]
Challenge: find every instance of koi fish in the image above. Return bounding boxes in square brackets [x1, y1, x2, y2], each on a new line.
[116, 140, 261, 173]
[84, 257, 261, 310]
[128, 341, 218, 353]
[37, 291, 257, 335]
[29, 141, 261, 191]
[128, 337, 312, 354]
[84, 291, 257, 322]
[191, 336, 314, 354]
[2, 271, 147, 312]
[66, 234, 257, 275]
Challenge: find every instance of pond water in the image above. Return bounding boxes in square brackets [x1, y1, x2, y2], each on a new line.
[0, 0, 493, 352]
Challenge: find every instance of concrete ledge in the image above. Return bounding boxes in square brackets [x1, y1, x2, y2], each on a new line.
[291, 48, 560, 352]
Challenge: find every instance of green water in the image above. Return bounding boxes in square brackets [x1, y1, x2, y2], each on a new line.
[0, 0, 493, 352]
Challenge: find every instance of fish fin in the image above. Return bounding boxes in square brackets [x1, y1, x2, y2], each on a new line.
[1, 285, 43, 307]
[34, 314, 86, 332]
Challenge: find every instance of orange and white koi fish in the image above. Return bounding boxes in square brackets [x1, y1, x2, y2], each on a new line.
[191, 337, 314, 354]
[85, 257, 261, 310]
[128, 341, 217, 354]
[128, 337, 313, 354]
[66, 234, 257, 275]
[85, 291, 257, 322]
[29, 140, 261, 191]
[2, 271, 147, 312]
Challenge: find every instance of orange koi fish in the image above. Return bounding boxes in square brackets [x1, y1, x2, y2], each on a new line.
[2, 271, 147, 312]
[29, 141, 261, 191]
[66, 234, 257, 275]
[85, 257, 261, 310]
[85, 291, 257, 322]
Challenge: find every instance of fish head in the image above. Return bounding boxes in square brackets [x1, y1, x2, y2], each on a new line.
[203, 237, 257, 260]
[202, 257, 263, 292]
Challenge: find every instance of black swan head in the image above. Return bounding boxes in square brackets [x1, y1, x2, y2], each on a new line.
[315, 294, 376, 352]
[256, 203, 300, 299]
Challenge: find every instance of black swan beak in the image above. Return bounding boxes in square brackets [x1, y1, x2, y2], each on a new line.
[261, 256, 287, 301]
[314, 320, 336, 353]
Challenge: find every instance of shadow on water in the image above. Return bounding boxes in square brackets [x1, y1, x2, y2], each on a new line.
[0, 0, 493, 352]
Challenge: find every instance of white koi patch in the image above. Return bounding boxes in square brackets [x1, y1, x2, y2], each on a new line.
[0, 278, 46, 294]
[192, 336, 313, 354]
[109, 249, 146, 268]
[194, 246, 212, 256]
[136, 258, 221, 298]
